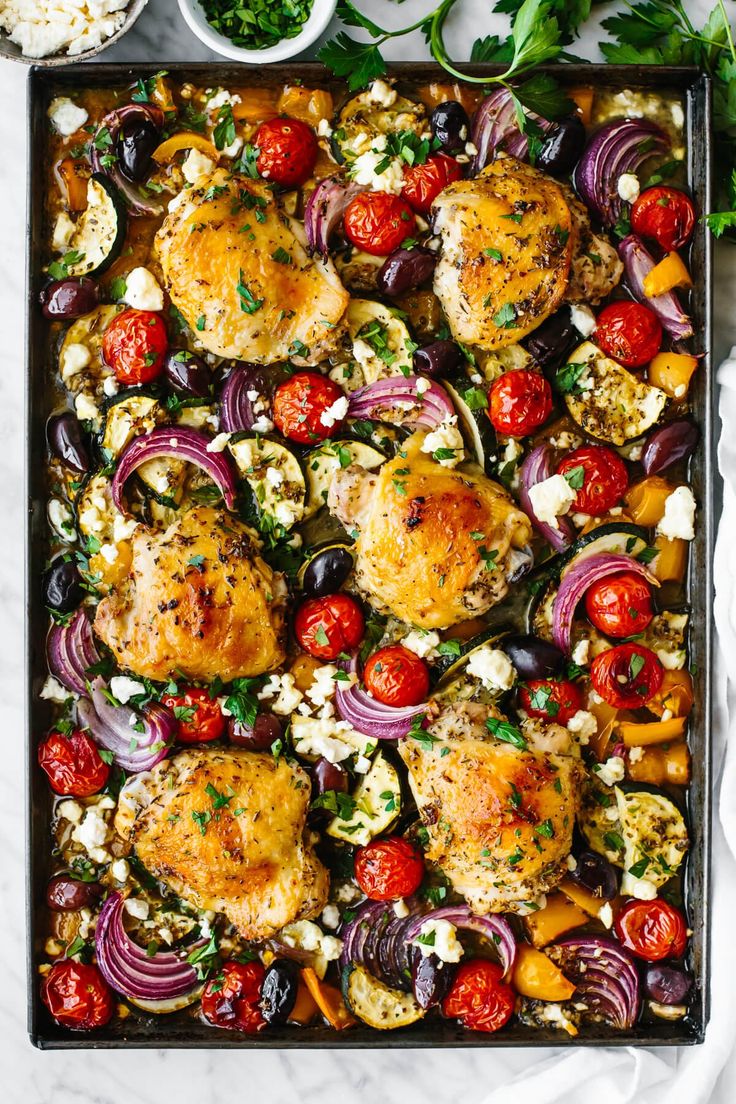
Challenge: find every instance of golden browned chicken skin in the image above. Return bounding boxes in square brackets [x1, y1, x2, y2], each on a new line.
[328, 433, 532, 628]
[119, 748, 329, 940]
[94, 507, 286, 682]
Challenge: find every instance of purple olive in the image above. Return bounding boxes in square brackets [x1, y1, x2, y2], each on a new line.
[377, 247, 436, 297]
[569, 850, 619, 900]
[413, 339, 464, 379]
[164, 350, 213, 397]
[412, 952, 456, 1009]
[312, 757, 349, 795]
[40, 277, 99, 320]
[523, 307, 578, 372]
[430, 101, 470, 153]
[535, 116, 586, 176]
[641, 419, 699, 476]
[501, 634, 564, 680]
[228, 712, 282, 751]
[302, 547, 353, 598]
[46, 874, 102, 912]
[46, 412, 91, 473]
[261, 958, 300, 1023]
[43, 557, 83, 614]
[645, 964, 692, 1005]
[118, 119, 160, 182]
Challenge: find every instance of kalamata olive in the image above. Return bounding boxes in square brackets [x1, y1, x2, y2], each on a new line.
[46, 874, 102, 912]
[228, 712, 282, 751]
[641, 419, 699, 476]
[42, 557, 83, 614]
[260, 958, 300, 1024]
[302, 547, 354, 598]
[312, 757, 349, 796]
[377, 247, 436, 297]
[118, 119, 160, 182]
[46, 411, 91, 473]
[413, 339, 464, 379]
[40, 277, 99, 320]
[569, 850, 619, 900]
[430, 100, 471, 153]
[535, 115, 586, 176]
[412, 951, 456, 1009]
[645, 964, 692, 1005]
[523, 307, 578, 372]
[163, 350, 213, 397]
[502, 634, 564, 680]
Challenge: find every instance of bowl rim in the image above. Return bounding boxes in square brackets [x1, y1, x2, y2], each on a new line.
[176, 0, 337, 63]
[0, 0, 149, 66]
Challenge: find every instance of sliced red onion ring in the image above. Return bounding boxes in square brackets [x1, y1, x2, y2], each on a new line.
[551, 936, 640, 1029]
[339, 900, 417, 991]
[552, 552, 657, 654]
[111, 426, 238, 513]
[90, 103, 165, 217]
[518, 445, 575, 554]
[348, 376, 455, 430]
[404, 905, 517, 977]
[305, 177, 366, 258]
[618, 234, 694, 340]
[220, 364, 261, 433]
[77, 677, 175, 772]
[336, 682, 427, 741]
[46, 607, 100, 696]
[572, 119, 669, 227]
[471, 88, 552, 174]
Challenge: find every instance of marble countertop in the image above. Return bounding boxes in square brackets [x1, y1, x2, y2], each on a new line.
[1, 1, 735, 1101]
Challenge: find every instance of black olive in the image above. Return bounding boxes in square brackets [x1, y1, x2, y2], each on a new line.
[501, 634, 565, 680]
[46, 874, 103, 911]
[302, 547, 354, 598]
[535, 116, 586, 176]
[413, 339, 464, 379]
[118, 120, 161, 182]
[164, 350, 213, 397]
[522, 307, 578, 373]
[568, 850, 619, 900]
[260, 958, 300, 1024]
[312, 757, 349, 796]
[430, 101, 470, 153]
[412, 951, 456, 1009]
[40, 277, 99, 320]
[377, 247, 437, 297]
[46, 412, 91, 473]
[228, 711, 282, 751]
[42, 557, 83, 614]
[645, 964, 692, 1005]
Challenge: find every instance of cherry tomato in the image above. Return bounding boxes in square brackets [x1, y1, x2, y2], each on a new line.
[441, 959, 515, 1033]
[585, 571, 654, 638]
[354, 837, 425, 900]
[363, 645, 430, 707]
[294, 593, 365, 660]
[343, 192, 416, 257]
[556, 445, 629, 517]
[102, 308, 168, 385]
[41, 960, 114, 1030]
[401, 153, 463, 215]
[488, 370, 552, 438]
[38, 729, 110, 797]
[631, 186, 696, 252]
[615, 898, 688, 961]
[518, 679, 583, 725]
[590, 643, 663, 709]
[594, 301, 662, 368]
[272, 372, 346, 445]
[201, 960, 266, 1033]
[254, 117, 318, 188]
[161, 686, 225, 744]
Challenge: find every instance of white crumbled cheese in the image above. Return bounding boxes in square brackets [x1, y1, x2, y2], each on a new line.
[281, 921, 342, 963]
[350, 136, 405, 195]
[415, 376, 431, 395]
[306, 665, 339, 709]
[113, 513, 138, 543]
[124, 266, 164, 312]
[57, 799, 83, 824]
[368, 79, 397, 108]
[673, 383, 687, 399]
[258, 672, 303, 715]
[110, 675, 145, 704]
[265, 466, 284, 487]
[4, 3, 129, 59]
[52, 211, 76, 251]
[198, 915, 213, 941]
[570, 303, 597, 337]
[630, 878, 658, 901]
[99, 542, 119, 565]
[572, 638, 591, 666]
[110, 858, 130, 883]
[291, 716, 355, 763]
[414, 919, 464, 963]
[319, 396, 349, 428]
[598, 902, 614, 929]
[221, 135, 243, 159]
[47, 498, 76, 543]
[321, 935, 343, 961]
[354, 754, 371, 774]
[467, 645, 516, 692]
[40, 675, 72, 703]
[61, 342, 91, 381]
[273, 500, 302, 529]
[252, 415, 274, 434]
[48, 97, 89, 135]
[567, 710, 597, 745]
[124, 898, 150, 921]
[528, 474, 577, 530]
[158, 927, 174, 946]
[656, 648, 686, 671]
[402, 630, 441, 660]
[628, 746, 644, 764]
[503, 438, 523, 464]
[421, 416, 465, 468]
[206, 432, 231, 453]
[102, 375, 119, 397]
[75, 392, 100, 423]
[182, 148, 216, 184]
[317, 118, 333, 138]
[207, 88, 242, 112]
[336, 882, 361, 904]
[657, 486, 696, 542]
[540, 1002, 577, 1032]
[393, 899, 410, 919]
[671, 103, 685, 128]
[321, 904, 340, 930]
[617, 172, 640, 202]
[566, 854, 578, 872]
[594, 755, 626, 787]
[73, 809, 108, 852]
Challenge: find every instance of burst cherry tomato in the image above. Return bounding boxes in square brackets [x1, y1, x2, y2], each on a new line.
[488, 370, 552, 438]
[254, 117, 318, 188]
[272, 372, 346, 444]
[556, 445, 629, 516]
[161, 686, 225, 744]
[41, 960, 114, 1030]
[615, 898, 688, 961]
[631, 186, 696, 252]
[343, 192, 416, 257]
[201, 960, 266, 1033]
[401, 153, 463, 215]
[294, 593, 365, 660]
[102, 308, 168, 385]
[441, 959, 515, 1033]
[518, 679, 583, 724]
[38, 729, 110, 797]
[354, 837, 425, 900]
[585, 571, 654, 638]
[363, 645, 430, 707]
[594, 301, 662, 368]
[590, 643, 663, 709]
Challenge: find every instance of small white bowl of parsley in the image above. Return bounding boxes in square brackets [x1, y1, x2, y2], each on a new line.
[178, 0, 337, 62]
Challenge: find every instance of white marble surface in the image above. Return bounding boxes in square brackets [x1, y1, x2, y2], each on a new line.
[1, 1, 735, 1101]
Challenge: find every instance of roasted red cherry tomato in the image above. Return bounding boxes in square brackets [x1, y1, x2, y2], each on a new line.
[615, 898, 688, 961]
[363, 645, 430, 707]
[556, 445, 629, 516]
[441, 959, 515, 1033]
[38, 729, 110, 797]
[585, 571, 654, 638]
[354, 836, 425, 900]
[401, 153, 463, 215]
[590, 643, 663, 709]
[294, 593, 365, 660]
[631, 186, 696, 252]
[41, 960, 114, 1030]
[254, 117, 318, 188]
[518, 679, 583, 725]
[102, 308, 168, 385]
[343, 192, 416, 257]
[162, 686, 225, 745]
[594, 301, 662, 368]
[488, 370, 552, 438]
[272, 372, 346, 444]
[201, 960, 266, 1033]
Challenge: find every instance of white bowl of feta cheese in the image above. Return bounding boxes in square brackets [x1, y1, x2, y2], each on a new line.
[0, 0, 148, 65]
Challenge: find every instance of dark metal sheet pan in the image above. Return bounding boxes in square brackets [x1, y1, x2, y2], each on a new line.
[25, 62, 713, 1049]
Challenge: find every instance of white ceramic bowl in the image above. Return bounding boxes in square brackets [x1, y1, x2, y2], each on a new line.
[177, 0, 337, 63]
[0, 0, 149, 66]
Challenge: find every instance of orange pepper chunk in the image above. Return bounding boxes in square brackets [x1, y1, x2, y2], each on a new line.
[301, 967, 355, 1030]
[616, 715, 687, 747]
[152, 132, 219, 163]
[512, 944, 576, 1001]
[523, 891, 588, 948]
[647, 669, 694, 718]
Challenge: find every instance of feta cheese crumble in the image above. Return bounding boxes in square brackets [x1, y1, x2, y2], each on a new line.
[467, 645, 516, 692]
[4, 2, 130, 59]
[414, 919, 464, 963]
[617, 172, 640, 202]
[566, 710, 597, 745]
[48, 96, 89, 135]
[124, 266, 164, 312]
[109, 675, 145, 704]
[657, 486, 696, 542]
[402, 630, 441, 660]
[319, 396, 349, 428]
[257, 672, 303, 715]
[570, 303, 596, 337]
[421, 416, 465, 467]
[182, 148, 215, 184]
[528, 474, 577, 530]
[594, 755, 626, 787]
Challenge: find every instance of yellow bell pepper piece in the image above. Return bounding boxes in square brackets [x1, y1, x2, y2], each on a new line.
[648, 351, 698, 398]
[643, 252, 692, 298]
[512, 944, 577, 1001]
[152, 132, 219, 164]
[616, 715, 687, 747]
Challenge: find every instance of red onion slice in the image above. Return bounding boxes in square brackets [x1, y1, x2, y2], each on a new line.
[403, 905, 516, 977]
[77, 677, 175, 773]
[618, 234, 694, 340]
[552, 552, 657, 654]
[348, 376, 455, 430]
[518, 445, 575, 554]
[220, 364, 261, 433]
[46, 607, 100, 696]
[572, 119, 669, 227]
[90, 103, 165, 217]
[641, 419, 699, 475]
[305, 176, 366, 258]
[551, 936, 640, 1029]
[111, 426, 238, 513]
[471, 88, 552, 174]
[336, 683, 427, 741]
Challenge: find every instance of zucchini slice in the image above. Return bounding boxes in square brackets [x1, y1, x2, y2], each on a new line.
[326, 752, 400, 846]
[63, 174, 127, 278]
[137, 455, 189, 507]
[75, 472, 117, 545]
[434, 629, 508, 685]
[562, 341, 667, 446]
[560, 523, 651, 577]
[616, 786, 688, 896]
[347, 299, 415, 383]
[642, 611, 688, 671]
[343, 965, 425, 1030]
[59, 303, 124, 387]
[304, 438, 386, 519]
[333, 89, 427, 164]
[229, 433, 306, 531]
[442, 378, 496, 474]
[101, 391, 164, 459]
